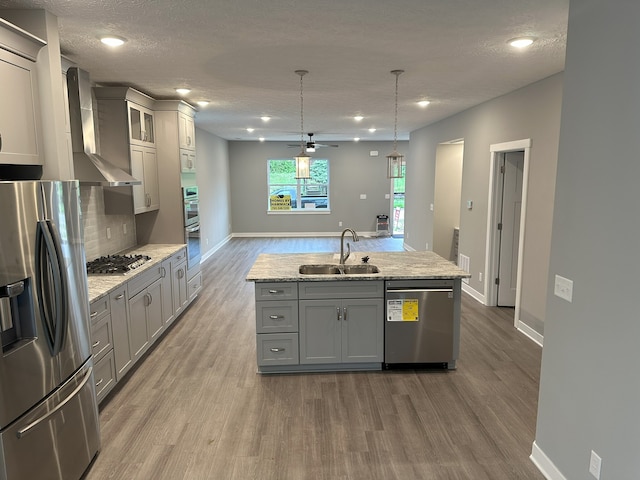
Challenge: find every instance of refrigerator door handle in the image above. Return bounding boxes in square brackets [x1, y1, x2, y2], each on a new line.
[35, 220, 68, 356]
[16, 366, 93, 439]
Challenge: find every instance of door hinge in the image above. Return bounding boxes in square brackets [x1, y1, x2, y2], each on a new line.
[495, 277, 500, 285]
[500, 165, 505, 174]
[497, 223, 502, 231]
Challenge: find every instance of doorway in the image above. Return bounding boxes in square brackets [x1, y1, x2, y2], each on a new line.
[391, 166, 405, 236]
[433, 142, 463, 261]
[485, 139, 531, 328]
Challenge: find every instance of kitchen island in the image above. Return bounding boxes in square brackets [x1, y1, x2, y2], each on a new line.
[246, 250, 470, 374]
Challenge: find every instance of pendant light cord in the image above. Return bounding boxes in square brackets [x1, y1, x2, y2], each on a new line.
[296, 70, 308, 150]
[392, 69, 404, 152]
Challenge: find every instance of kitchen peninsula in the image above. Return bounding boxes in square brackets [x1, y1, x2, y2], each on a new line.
[246, 250, 470, 374]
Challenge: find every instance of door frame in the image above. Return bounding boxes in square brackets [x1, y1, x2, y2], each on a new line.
[484, 139, 531, 329]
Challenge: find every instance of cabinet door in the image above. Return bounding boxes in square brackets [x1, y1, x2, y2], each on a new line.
[130, 146, 159, 214]
[0, 50, 41, 165]
[128, 103, 155, 146]
[110, 288, 132, 380]
[172, 261, 188, 314]
[341, 299, 384, 363]
[128, 290, 150, 361]
[161, 259, 175, 327]
[178, 113, 195, 150]
[146, 279, 164, 341]
[180, 150, 196, 173]
[299, 300, 341, 364]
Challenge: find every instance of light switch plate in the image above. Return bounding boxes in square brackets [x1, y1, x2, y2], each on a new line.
[554, 274, 573, 302]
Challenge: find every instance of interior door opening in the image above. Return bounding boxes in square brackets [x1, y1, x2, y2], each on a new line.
[391, 166, 405, 236]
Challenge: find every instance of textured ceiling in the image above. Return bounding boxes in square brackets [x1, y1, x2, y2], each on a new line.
[0, 0, 569, 142]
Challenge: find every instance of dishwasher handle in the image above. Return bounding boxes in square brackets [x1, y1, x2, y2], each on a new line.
[386, 288, 453, 294]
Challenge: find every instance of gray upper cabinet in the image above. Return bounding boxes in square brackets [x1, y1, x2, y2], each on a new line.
[0, 19, 45, 166]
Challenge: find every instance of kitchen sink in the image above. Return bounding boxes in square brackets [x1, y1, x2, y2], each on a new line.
[298, 264, 380, 275]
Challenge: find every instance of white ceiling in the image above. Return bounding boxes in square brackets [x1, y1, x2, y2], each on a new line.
[0, 0, 569, 142]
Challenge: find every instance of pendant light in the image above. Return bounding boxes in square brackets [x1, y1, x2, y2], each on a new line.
[294, 70, 311, 179]
[387, 69, 405, 178]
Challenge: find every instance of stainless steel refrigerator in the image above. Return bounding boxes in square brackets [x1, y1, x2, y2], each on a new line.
[0, 181, 100, 479]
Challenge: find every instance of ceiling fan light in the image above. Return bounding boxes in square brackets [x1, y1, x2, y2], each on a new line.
[306, 146, 316, 153]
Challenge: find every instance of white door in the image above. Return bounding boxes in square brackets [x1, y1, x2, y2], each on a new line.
[497, 151, 524, 306]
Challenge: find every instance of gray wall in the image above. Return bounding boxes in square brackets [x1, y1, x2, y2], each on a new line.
[195, 127, 232, 258]
[406, 73, 563, 335]
[534, 0, 640, 478]
[228, 141, 408, 235]
[433, 143, 463, 261]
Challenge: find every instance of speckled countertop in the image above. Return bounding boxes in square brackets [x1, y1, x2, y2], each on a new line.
[87, 244, 186, 303]
[246, 251, 471, 282]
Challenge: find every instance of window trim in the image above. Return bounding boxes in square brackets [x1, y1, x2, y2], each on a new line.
[267, 159, 331, 213]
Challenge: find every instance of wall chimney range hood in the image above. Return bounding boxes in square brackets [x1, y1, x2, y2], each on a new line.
[66, 67, 141, 186]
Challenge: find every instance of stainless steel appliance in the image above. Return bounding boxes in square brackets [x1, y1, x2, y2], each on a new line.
[182, 186, 200, 272]
[182, 186, 199, 227]
[0, 181, 100, 480]
[384, 279, 458, 369]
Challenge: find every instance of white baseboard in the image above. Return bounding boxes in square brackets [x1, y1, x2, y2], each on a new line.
[530, 441, 567, 480]
[231, 231, 379, 238]
[200, 234, 232, 263]
[517, 321, 544, 347]
[461, 282, 485, 304]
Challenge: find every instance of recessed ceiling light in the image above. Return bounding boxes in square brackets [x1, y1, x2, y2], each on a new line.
[100, 36, 126, 47]
[354, 137, 360, 142]
[260, 116, 271, 122]
[417, 100, 431, 107]
[175, 88, 191, 95]
[354, 115, 364, 122]
[508, 37, 535, 48]
[368, 128, 376, 133]
[197, 100, 210, 107]
[247, 128, 255, 133]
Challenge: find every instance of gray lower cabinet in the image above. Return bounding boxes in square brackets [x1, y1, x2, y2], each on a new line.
[299, 298, 384, 364]
[172, 255, 188, 315]
[89, 296, 116, 403]
[128, 277, 162, 362]
[161, 258, 175, 327]
[110, 286, 132, 381]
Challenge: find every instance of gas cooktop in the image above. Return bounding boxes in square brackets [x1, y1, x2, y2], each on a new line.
[86, 254, 151, 274]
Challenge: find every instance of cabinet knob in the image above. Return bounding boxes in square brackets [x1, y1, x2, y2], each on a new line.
[96, 378, 104, 387]
[115, 294, 124, 300]
[92, 341, 100, 348]
[90, 311, 98, 318]
[270, 347, 285, 353]
[336, 307, 341, 321]
[269, 315, 282, 320]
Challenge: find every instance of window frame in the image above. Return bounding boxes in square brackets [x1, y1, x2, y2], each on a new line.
[267, 158, 331, 213]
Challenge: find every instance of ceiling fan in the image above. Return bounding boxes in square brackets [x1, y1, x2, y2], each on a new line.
[288, 133, 339, 152]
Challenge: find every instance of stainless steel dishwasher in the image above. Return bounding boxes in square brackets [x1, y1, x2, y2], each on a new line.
[384, 279, 458, 369]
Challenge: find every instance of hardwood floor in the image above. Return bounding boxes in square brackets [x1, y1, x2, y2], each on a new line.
[85, 237, 544, 480]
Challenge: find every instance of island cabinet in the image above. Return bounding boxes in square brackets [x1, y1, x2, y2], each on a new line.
[0, 19, 46, 166]
[299, 281, 384, 366]
[254, 280, 384, 373]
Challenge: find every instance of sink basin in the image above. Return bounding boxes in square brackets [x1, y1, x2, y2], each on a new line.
[341, 264, 380, 274]
[299, 264, 342, 275]
[298, 264, 380, 275]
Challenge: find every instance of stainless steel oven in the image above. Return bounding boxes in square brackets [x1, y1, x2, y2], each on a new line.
[183, 186, 199, 227]
[185, 222, 201, 271]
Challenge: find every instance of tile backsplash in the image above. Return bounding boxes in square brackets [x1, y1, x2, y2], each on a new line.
[80, 186, 136, 261]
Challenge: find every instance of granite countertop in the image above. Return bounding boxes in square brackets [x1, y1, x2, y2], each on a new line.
[246, 250, 471, 282]
[87, 244, 186, 303]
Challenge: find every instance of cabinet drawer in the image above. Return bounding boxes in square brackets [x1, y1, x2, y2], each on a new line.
[187, 271, 202, 300]
[91, 313, 113, 361]
[89, 296, 110, 325]
[255, 282, 298, 301]
[256, 301, 298, 333]
[171, 248, 187, 269]
[256, 333, 299, 366]
[94, 350, 116, 404]
[299, 280, 384, 300]
[127, 264, 163, 298]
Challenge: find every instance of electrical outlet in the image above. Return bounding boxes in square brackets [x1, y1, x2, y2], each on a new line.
[122, 223, 127, 235]
[589, 450, 602, 479]
[479, 272, 483, 282]
[430, 203, 434, 211]
[359, 194, 366, 200]
[206, 238, 209, 245]
[425, 243, 429, 250]
[339, 221, 343, 227]
[554, 274, 573, 302]
[106, 227, 111, 240]
[385, 193, 390, 199]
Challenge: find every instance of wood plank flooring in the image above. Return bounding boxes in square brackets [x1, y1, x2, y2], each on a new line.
[85, 236, 544, 480]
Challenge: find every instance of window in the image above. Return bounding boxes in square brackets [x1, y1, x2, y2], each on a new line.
[268, 159, 330, 211]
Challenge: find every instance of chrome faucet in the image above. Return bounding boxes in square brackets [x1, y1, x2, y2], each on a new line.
[340, 228, 359, 264]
